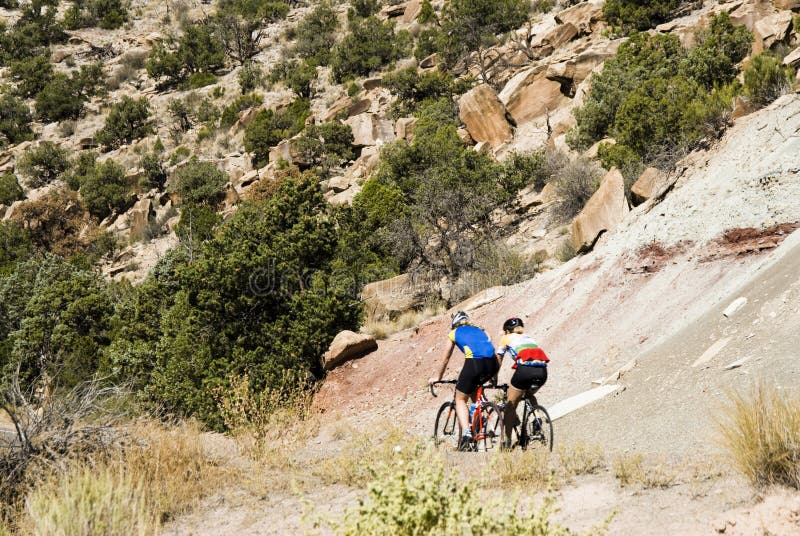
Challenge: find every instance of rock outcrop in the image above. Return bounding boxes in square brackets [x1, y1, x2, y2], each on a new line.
[323, 331, 378, 371]
[361, 273, 426, 322]
[572, 168, 630, 252]
[458, 84, 513, 149]
[345, 113, 396, 146]
[499, 68, 567, 125]
[631, 167, 666, 206]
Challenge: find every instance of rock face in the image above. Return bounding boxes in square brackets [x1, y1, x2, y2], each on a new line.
[631, 167, 666, 206]
[128, 197, 154, 242]
[554, 0, 604, 34]
[345, 113, 396, 146]
[572, 168, 630, 252]
[529, 22, 580, 58]
[361, 273, 426, 322]
[458, 84, 513, 149]
[753, 10, 793, 54]
[499, 68, 567, 125]
[323, 331, 378, 371]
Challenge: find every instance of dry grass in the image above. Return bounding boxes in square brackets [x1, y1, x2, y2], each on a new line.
[363, 304, 446, 340]
[612, 453, 676, 489]
[717, 383, 800, 489]
[558, 441, 606, 479]
[24, 463, 157, 536]
[313, 427, 421, 487]
[489, 448, 552, 488]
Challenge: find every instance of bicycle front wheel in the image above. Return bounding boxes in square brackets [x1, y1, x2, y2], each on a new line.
[521, 404, 553, 452]
[434, 401, 461, 450]
[473, 402, 504, 452]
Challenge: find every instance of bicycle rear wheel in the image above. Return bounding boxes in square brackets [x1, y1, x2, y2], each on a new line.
[434, 401, 461, 450]
[473, 402, 504, 452]
[521, 403, 553, 452]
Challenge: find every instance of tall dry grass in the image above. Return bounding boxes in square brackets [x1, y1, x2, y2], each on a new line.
[25, 464, 157, 536]
[717, 383, 800, 489]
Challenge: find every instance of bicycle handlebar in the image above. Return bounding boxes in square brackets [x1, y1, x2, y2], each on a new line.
[429, 379, 457, 397]
[428, 380, 508, 397]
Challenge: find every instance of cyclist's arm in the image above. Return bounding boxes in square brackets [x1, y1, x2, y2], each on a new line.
[429, 342, 455, 385]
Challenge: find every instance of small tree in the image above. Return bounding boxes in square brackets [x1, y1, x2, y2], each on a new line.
[0, 173, 24, 206]
[17, 142, 70, 188]
[64, 0, 129, 30]
[171, 158, 228, 206]
[213, 0, 289, 65]
[244, 99, 310, 167]
[76, 157, 131, 220]
[292, 1, 339, 65]
[146, 24, 225, 87]
[295, 122, 355, 178]
[743, 53, 795, 107]
[9, 55, 54, 98]
[96, 96, 153, 150]
[0, 92, 34, 147]
[34, 63, 105, 123]
[330, 16, 409, 82]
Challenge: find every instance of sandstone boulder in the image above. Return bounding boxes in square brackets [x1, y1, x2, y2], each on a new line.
[345, 113, 396, 146]
[784, 46, 800, 69]
[554, 0, 603, 34]
[395, 117, 418, 140]
[128, 197, 154, 242]
[458, 84, 513, 149]
[630, 167, 667, 206]
[362, 273, 426, 321]
[774, 0, 800, 9]
[321, 97, 353, 122]
[402, 0, 422, 22]
[326, 175, 352, 193]
[499, 68, 567, 125]
[419, 53, 439, 69]
[753, 10, 793, 54]
[362, 77, 383, 91]
[529, 22, 580, 59]
[572, 168, 629, 252]
[269, 138, 301, 165]
[380, 3, 406, 18]
[323, 331, 378, 371]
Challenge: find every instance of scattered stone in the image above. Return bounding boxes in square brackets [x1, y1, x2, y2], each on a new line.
[692, 337, 731, 368]
[572, 168, 630, 252]
[458, 84, 513, 149]
[723, 355, 752, 370]
[362, 77, 383, 91]
[723, 297, 748, 318]
[50, 49, 72, 63]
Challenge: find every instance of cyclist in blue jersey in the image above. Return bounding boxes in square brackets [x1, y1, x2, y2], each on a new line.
[429, 311, 499, 451]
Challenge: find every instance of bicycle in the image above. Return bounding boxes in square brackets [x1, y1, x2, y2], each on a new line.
[497, 384, 554, 452]
[429, 380, 504, 452]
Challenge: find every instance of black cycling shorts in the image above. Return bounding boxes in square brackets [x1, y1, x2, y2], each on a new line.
[510, 365, 547, 392]
[456, 358, 499, 395]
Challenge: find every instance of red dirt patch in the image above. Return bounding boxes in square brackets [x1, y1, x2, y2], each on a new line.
[703, 222, 800, 260]
[626, 240, 693, 274]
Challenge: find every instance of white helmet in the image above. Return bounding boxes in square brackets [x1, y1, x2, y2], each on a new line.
[451, 311, 469, 329]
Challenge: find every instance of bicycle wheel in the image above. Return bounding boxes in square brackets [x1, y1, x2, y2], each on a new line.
[473, 402, 504, 452]
[521, 403, 553, 452]
[434, 401, 461, 450]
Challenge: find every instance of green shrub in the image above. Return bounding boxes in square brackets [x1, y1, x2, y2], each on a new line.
[0, 173, 23, 206]
[571, 18, 751, 160]
[212, 1, 289, 64]
[96, 96, 153, 150]
[680, 12, 752, 89]
[292, 1, 339, 65]
[339, 453, 585, 534]
[77, 157, 131, 220]
[34, 63, 105, 123]
[238, 61, 264, 93]
[269, 58, 317, 98]
[743, 53, 795, 107]
[383, 66, 462, 117]
[220, 92, 263, 127]
[330, 16, 409, 82]
[9, 55, 53, 98]
[348, 0, 380, 22]
[500, 150, 548, 192]
[139, 152, 167, 191]
[435, 0, 529, 67]
[17, 142, 70, 188]
[295, 122, 355, 178]
[244, 98, 310, 167]
[146, 24, 225, 87]
[176, 203, 221, 245]
[0, 92, 34, 147]
[64, 0, 129, 30]
[0, 221, 32, 276]
[170, 158, 228, 206]
[186, 71, 218, 89]
[603, 0, 683, 34]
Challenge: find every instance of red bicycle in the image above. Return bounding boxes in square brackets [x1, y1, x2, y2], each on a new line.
[430, 380, 504, 452]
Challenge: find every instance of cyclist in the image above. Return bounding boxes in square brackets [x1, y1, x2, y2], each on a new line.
[428, 311, 499, 451]
[496, 317, 549, 449]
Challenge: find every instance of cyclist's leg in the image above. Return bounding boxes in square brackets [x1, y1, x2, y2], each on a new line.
[504, 384, 525, 443]
[455, 360, 481, 437]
